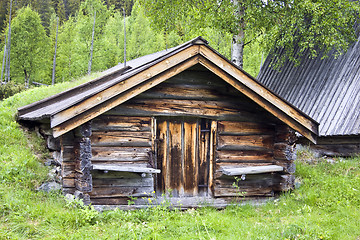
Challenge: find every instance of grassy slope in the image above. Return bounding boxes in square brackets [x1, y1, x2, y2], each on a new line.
[0, 75, 359, 239]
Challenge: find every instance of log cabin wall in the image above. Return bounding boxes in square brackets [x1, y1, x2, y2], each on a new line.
[59, 66, 298, 205]
[214, 121, 276, 198]
[89, 116, 155, 205]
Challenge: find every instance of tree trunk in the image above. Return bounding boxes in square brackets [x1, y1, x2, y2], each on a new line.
[24, 69, 29, 88]
[1, 37, 6, 84]
[231, 28, 244, 69]
[231, 0, 245, 69]
[5, 0, 13, 83]
[52, 17, 59, 85]
[88, 10, 96, 75]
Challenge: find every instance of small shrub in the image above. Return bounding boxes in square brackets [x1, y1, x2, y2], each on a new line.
[0, 82, 26, 100]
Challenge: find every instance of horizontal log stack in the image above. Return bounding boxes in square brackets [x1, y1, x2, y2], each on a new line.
[55, 67, 297, 206]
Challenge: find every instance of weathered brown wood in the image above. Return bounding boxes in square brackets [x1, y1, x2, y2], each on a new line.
[156, 120, 167, 194]
[91, 116, 151, 132]
[216, 150, 273, 162]
[208, 120, 217, 196]
[106, 98, 270, 122]
[198, 119, 210, 195]
[91, 146, 151, 160]
[218, 121, 275, 135]
[52, 50, 201, 137]
[183, 120, 199, 196]
[167, 120, 183, 196]
[62, 178, 75, 188]
[138, 84, 224, 101]
[217, 135, 274, 150]
[91, 131, 151, 147]
[221, 165, 283, 176]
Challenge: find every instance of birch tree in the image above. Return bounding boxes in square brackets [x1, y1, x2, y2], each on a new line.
[139, 0, 360, 69]
[10, 6, 50, 85]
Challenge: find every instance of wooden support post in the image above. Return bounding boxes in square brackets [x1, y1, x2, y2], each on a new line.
[74, 121, 93, 204]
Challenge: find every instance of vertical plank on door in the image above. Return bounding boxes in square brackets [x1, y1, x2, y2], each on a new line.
[168, 120, 182, 196]
[183, 120, 199, 196]
[199, 120, 210, 196]
[156, 120, 167, 194]
[208, 120, 217, 196]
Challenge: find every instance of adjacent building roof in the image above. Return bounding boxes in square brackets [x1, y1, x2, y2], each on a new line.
[257, 33, 360, 137]
[18, 37, 318, 142]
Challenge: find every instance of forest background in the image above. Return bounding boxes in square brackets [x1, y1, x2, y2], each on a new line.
[0, 0, 264, 89]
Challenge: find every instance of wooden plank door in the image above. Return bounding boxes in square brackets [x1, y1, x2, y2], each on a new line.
[156, 118, 211, 197]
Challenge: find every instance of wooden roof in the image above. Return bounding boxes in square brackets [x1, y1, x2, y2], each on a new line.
[258, 33, 360, 137]
[18, 37, 318, 143]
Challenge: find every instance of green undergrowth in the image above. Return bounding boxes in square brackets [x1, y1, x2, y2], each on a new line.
[0, 74, 360, 239]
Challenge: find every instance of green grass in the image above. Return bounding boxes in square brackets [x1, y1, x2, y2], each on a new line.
[0, 75, 359, 239]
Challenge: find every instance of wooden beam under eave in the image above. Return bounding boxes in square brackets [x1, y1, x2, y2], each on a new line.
[52, 56, 200, 138]
[51, 45, 201, 129]
[198, 56, 317, 144]
[199, 45, 318, 136]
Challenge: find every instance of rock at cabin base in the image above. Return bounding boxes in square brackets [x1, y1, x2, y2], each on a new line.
[37, 181, 61, 192]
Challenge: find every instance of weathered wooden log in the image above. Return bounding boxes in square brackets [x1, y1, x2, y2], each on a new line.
[218, 135, 274, 150]
[62, 177, 75, 188]
[217, 121, 275, 135]
[91, 131, 151, 147]
[91, 116, 151, 132]
[91, 146, 151, 161]
[107, 98, 272, 123]
[216, 149, 273, 162]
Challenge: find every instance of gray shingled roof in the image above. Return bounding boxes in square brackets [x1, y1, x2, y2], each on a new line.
[257, 34, 360, 137]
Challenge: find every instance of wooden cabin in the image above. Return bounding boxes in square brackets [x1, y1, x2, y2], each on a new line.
[258, 29, 360, 156]
[18, 37, 318, 208]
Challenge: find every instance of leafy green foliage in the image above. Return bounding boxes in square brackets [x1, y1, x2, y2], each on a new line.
[9, 6, 51, 85]
[139, 0, 360, 65]
[0, 82, 26, 100]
